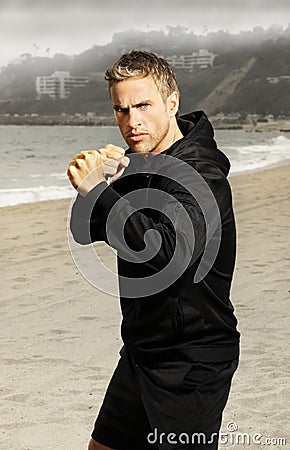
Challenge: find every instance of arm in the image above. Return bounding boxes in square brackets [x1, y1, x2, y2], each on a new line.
[67, 145, 130, 243]
[69, 171, 206, 275]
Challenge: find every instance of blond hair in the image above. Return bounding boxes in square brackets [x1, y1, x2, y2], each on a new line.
[105, 50, 179, 102]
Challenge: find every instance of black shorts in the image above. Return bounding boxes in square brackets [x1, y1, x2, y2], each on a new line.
[91, 347, 238, 450]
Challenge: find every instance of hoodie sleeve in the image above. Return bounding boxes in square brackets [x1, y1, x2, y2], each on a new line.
[69, 172, 207, 275]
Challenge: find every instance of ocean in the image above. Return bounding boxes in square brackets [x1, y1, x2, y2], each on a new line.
[1, 125, 290, 207]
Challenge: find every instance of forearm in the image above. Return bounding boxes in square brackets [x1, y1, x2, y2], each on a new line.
[70, 181, 109, 244]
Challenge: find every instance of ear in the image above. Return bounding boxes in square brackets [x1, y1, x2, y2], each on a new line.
[167, 91, 179, 118]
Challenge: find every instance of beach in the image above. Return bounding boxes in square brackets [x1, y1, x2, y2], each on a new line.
[1, 164, 289, 449]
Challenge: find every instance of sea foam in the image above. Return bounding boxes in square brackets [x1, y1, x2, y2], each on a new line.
[0, 185, 75, 207]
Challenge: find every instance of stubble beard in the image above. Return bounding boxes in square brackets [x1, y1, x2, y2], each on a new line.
[127, 121, 170, 154]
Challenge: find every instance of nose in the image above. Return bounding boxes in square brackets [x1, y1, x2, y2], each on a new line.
[128, 107, 142, 129]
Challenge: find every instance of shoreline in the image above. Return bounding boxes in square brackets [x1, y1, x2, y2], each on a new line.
[1, 159, 290, 209]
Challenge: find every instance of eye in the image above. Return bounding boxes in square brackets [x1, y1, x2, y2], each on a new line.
[139, 103, 149, 109]
[114, 106, 128, 113]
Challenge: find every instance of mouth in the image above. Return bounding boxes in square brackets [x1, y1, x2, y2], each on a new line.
[127, 132, 148, 142]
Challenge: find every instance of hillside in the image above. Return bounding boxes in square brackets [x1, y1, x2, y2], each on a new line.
[196, 57, 256, 114]
[0, 27, 289, 116]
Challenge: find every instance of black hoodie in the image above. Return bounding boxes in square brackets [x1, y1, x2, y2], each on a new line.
[70, 111, 240, 364]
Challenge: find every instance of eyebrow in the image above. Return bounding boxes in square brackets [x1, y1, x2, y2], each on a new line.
[113, 105, 127, 110]
[113, 100, 152, 110]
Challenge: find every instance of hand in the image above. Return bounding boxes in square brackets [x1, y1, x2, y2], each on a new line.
[98, 144, 130, 185]
[67, 150, 104, 196]
[67, 145, 130, 196]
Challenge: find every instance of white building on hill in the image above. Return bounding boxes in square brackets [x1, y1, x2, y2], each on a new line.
[166, 49, 216, 71]
[35, 71, 89, 100]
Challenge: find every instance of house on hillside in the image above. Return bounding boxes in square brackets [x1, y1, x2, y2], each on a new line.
[35, 71, 89, 100]
[166, 49, 216, 71]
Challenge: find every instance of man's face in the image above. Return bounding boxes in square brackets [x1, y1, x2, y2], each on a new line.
[110, 76, 177, 154]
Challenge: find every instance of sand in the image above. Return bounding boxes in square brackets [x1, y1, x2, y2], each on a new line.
[1, 165, 289, 449]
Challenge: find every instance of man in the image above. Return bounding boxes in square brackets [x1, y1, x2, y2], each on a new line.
[67, 50, 240, 450]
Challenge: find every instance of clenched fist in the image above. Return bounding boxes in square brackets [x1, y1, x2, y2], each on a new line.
[67, 144, 130, 196]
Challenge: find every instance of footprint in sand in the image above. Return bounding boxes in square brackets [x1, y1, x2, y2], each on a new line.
[49, 329, 70, 335]
[4, 393, 29, 403]
[77, 316, 98, 321]
[13, 276, 28, 282]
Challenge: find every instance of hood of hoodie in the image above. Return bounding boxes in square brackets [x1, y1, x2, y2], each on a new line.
[125, 110, 231, 178]
[173, 110, 230, 177]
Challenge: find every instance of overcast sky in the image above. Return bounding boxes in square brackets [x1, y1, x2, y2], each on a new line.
[0, 0, 289, 67]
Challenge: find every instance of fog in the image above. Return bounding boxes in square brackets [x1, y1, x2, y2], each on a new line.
[1, 0, 289, 66]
